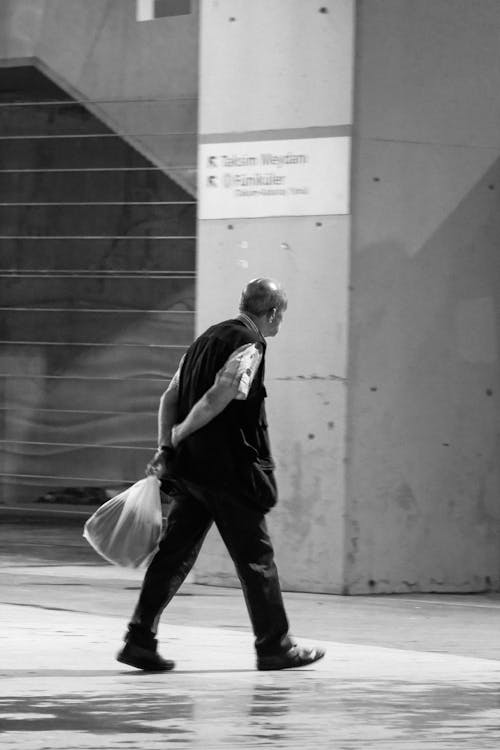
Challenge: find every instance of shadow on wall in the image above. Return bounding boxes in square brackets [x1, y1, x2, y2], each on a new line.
[346, 156, 500, 592]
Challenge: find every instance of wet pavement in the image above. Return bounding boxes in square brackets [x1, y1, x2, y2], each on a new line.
[2, 512, 500, 748]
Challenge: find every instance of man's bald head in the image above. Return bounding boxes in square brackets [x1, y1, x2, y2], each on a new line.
[239, 278, 288, 317]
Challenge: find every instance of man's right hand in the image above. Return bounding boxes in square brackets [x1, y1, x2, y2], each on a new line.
[146, 447, 175, 479]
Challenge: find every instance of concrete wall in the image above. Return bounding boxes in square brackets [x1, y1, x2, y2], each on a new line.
[4, 0, 497, 595]
[346, 0, 500, 593]
[0, 0, 198, 193]
[0, 0, 43, 58]
[194, 0, 355, 592]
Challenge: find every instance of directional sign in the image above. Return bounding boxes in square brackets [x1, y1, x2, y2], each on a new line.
[199, 136, 351, 219]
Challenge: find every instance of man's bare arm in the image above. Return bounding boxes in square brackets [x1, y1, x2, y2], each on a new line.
[146, 375, 180, 476]
[157, 380, 179, 448]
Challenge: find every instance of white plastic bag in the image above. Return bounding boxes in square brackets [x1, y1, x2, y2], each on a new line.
[83, 476, 163, 568]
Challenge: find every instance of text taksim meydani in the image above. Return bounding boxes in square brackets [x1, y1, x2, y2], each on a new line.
[213, 150, 309, 197]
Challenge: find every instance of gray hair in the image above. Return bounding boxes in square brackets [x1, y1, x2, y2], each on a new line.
[239, 278, 288, 316]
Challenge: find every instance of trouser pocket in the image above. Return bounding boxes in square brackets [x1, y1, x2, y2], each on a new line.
[248, 463, 278, 512]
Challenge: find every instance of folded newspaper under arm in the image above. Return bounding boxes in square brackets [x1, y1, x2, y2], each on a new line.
[83, 476, 163, 568]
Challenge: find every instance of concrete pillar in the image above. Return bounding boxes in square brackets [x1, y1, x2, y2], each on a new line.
[346, 0, 500, 593]
[194, 0, 355, 592]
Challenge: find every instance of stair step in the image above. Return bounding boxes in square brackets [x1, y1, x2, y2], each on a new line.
[0, 342, 185, 380]
[1, 374, 167, 414]
[0, 103, 110, 136]
[0, 309, 193, 346]
[0, 168, 193, 203]
[0, 275, 195, 309]
[0, 203, 196, 236]
[0, 237, 196, 273]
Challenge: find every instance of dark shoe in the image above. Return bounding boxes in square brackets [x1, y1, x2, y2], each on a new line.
[116, 642, 175, 672]
[257, 644, 325, 671]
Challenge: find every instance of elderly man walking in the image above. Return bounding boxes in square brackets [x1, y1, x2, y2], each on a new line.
[117, 278, 325, 672]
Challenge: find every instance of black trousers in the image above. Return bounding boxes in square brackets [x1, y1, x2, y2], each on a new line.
[128, 479, 293, 656]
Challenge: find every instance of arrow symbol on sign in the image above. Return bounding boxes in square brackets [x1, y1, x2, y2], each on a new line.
[208, 176, 217, 187]
[208, 156, 217, 167]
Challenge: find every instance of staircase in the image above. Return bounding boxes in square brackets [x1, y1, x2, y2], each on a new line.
[0, 65, 196, 504]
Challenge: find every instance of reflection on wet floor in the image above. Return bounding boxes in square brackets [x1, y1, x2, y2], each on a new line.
[3, 569, 500, 750]
[3, 674, 500, 749]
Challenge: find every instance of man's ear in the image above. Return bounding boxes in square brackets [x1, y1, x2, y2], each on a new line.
[268, 307, 277, 322]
